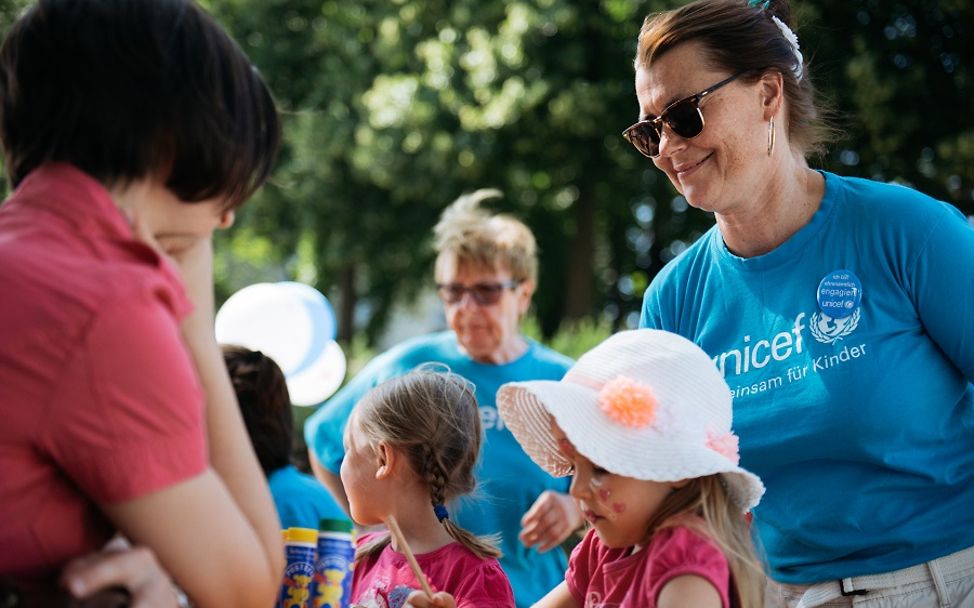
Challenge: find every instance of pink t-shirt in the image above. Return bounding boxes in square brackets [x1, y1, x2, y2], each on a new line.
[351, 533, 515, 608]
[0, 164, 207, 584]
[567, 526, 732, 608]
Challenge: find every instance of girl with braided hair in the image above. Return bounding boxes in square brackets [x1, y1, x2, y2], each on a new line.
[341, 366, 515, 608]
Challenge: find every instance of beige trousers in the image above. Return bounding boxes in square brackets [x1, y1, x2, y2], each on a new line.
[765, 545, 974, 608]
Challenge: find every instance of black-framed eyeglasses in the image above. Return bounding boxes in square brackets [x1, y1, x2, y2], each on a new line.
[622, 73, 742, 158]
[435, 280, 521, 305]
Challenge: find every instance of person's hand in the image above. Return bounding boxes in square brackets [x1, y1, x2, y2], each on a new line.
[166, 235, 216, 343]
[61, 545, 181, 608]
[404, 590, 457, 608]
[519, 490, 583, 553]
[129, 210, 216, 341]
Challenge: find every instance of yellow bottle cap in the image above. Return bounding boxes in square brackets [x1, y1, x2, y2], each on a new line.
[286, 527, 319, 544]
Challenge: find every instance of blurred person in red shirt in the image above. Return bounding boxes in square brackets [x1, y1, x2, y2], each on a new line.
[0, 1, 284, 606]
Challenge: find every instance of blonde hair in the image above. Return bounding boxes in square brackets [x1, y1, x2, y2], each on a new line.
[635, 0, 836, 158]
[433, 189, 538, 285]
[353, 366, 501, 561]
[648, 476, 765, 608]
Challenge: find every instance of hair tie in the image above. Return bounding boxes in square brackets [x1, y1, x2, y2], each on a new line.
[746, 1, 804, 81]
[433, 503, 449, 522]
[771, 16, 804, 80]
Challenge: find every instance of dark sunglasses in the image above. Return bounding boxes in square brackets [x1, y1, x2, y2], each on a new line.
[435, 280, 521, 305]
[622, 73, 742, 158]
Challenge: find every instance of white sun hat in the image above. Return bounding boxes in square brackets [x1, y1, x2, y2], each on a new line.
[496, 329, 764, 512]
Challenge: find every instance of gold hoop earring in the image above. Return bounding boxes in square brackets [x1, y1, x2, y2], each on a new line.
[768, 116, 776, 156]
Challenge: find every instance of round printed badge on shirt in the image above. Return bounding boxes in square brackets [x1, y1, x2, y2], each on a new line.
[816, 269, 862, 319]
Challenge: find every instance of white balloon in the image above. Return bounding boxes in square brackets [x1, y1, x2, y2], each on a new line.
[287, 340, 347, 406]
[215, 282, 345, 406]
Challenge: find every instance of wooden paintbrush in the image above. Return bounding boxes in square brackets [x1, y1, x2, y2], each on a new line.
[384, 515, 435, 599]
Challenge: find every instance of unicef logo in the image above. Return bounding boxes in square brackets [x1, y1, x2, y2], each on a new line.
[810, 309, 861, 344]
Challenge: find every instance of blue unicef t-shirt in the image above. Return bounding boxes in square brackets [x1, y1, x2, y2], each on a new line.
[304, 331, 573, 607]
[641, 172, 974, 584]
[269, 464, 348, 530]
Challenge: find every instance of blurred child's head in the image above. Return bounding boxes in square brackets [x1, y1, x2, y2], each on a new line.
[342, 365, 501, 560]
[498, 329, 765, 550]
[222, 345, 293, 477]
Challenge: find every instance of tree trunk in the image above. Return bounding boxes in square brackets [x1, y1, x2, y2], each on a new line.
[564, 189, 595, 320]
[337, 263, 356, 344]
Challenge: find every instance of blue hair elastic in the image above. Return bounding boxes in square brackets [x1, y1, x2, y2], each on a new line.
[747, 0, 771, 9]
[433, 504, 449, 522]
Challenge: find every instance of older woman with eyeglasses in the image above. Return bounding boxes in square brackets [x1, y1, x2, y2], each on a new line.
[304, 189, 582, 607]
[629, 1, 974, 607]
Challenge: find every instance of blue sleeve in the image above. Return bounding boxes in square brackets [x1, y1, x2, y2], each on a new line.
[639, 281, 663, 330]
[304, 350, 404, 474]
[910, 203, 974, 381]
[640, 259, 687, 331]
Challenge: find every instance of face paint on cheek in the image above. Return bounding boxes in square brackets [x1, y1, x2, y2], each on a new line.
[595, 484, 617, 519]
[590, 476, 623, 520]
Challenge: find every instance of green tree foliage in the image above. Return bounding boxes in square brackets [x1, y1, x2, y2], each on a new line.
[805, 1, 973, 207]
[205, 0, 688, 340]
[0, 0, 29, 200]
[208, 0, 970, 344]
[2, 1, 971, 343]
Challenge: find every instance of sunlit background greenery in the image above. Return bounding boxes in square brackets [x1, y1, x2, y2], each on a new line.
[2, 0, 972, 357]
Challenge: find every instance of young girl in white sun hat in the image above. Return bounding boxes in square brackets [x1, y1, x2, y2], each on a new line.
[497, 329, 767, 608]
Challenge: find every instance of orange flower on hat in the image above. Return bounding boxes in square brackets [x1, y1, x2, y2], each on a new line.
[707, 430, 740, 465]
[598, 376, 657, 427]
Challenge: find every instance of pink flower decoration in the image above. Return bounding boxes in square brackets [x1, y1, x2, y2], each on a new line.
[707, 430, 740, 465]
[598, 376, 657, 428]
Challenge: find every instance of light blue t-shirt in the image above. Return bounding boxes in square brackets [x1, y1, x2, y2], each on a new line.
[268, 464, 348, 530]
[304, 331, 573, 607]
[640, 172, 974, 584]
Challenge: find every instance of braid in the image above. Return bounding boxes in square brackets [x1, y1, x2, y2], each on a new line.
[418, 434, 502, 560]
[422, 443, 449, 507]
[441, 519, 502, 560]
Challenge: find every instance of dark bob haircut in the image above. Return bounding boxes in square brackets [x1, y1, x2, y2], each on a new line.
[0, 0, 280, 208]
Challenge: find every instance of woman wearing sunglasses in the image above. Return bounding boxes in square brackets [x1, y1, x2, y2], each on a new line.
[631, 1, 974, 607]
[304, 189, 581, 608]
